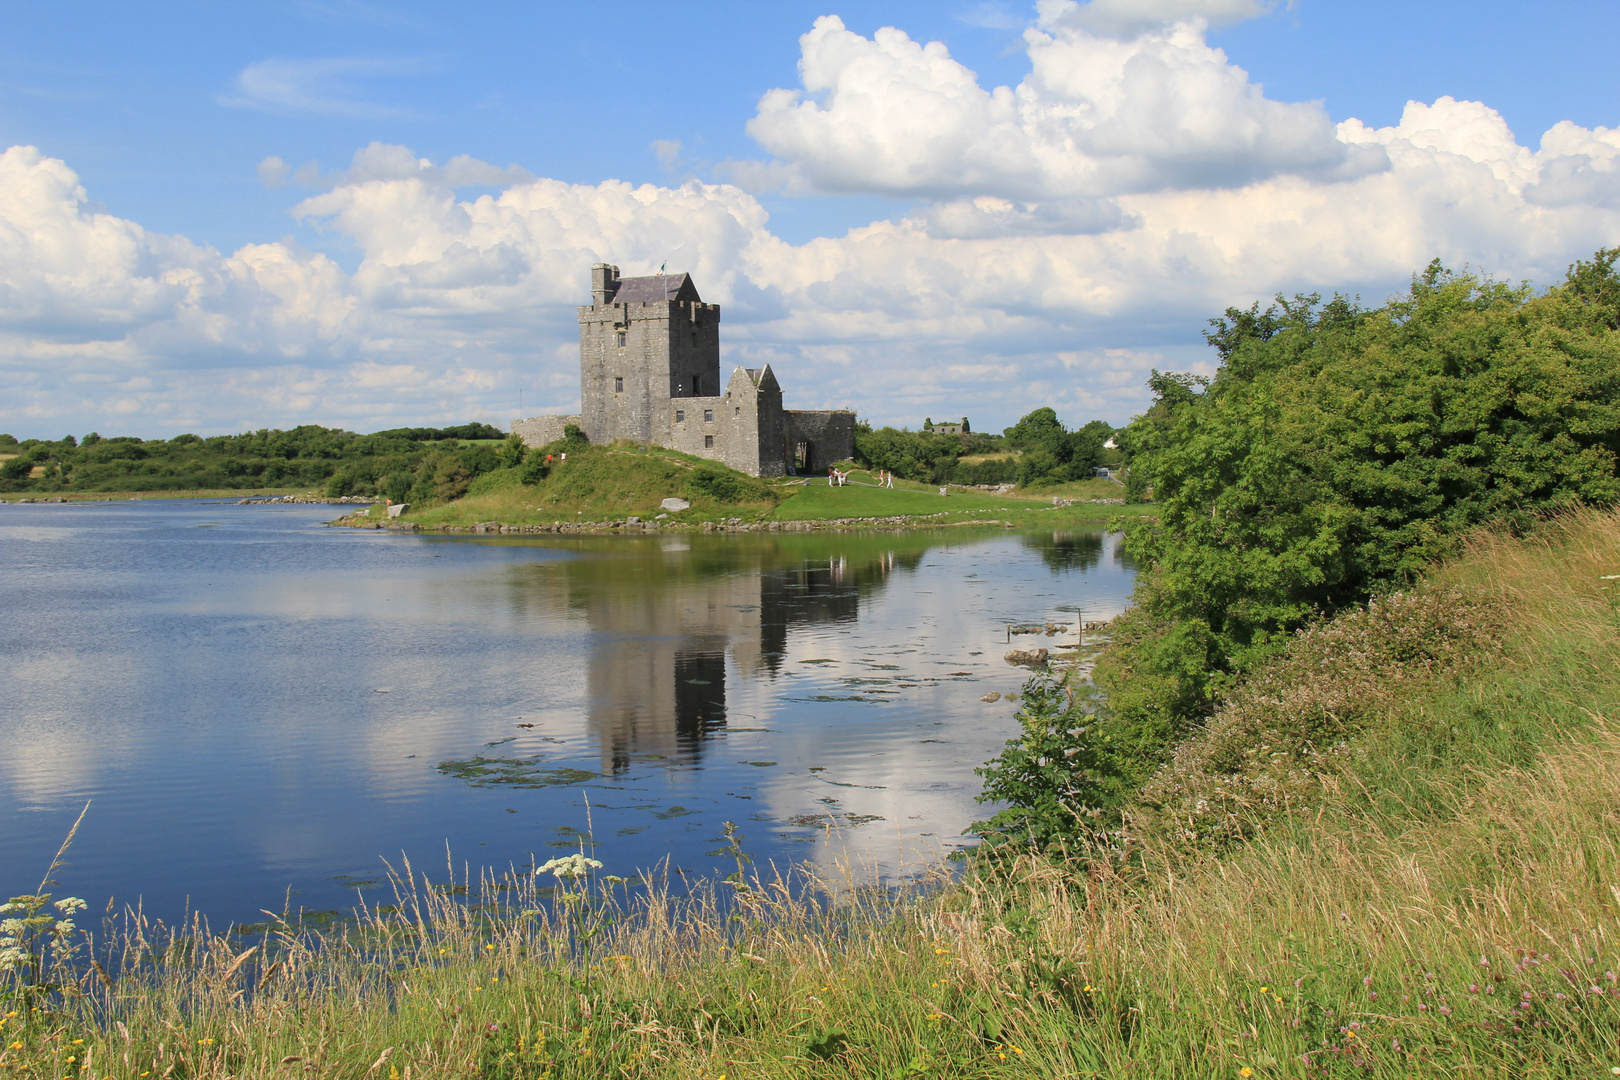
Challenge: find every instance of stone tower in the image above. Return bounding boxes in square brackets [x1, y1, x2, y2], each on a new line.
[578, 264, 721, 445]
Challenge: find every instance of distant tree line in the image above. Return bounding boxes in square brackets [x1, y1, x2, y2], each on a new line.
[853, 409, 1121, 487]
[0, 423, 506, 497]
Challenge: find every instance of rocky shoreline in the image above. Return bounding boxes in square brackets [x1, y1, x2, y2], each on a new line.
[237, 495, 377, 505]
[329, 509, 1038, 534]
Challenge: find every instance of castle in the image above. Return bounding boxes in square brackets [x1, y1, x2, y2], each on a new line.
[510, 264, 855, 476]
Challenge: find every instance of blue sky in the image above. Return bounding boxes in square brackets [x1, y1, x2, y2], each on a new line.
[2, 1, 1618, 437]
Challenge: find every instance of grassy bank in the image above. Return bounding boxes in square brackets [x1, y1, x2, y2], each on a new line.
[365, 447, 1147, 531]
[7, 509, 1620, 1076]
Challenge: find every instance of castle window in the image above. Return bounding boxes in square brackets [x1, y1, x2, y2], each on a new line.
[703, 409, 714, 422]
[704, 435, 715, 448]
[615, 331, 626, 348]
[692, 375, 701, 395]
[675, 410, 685, 423]
[734, 406, 741, 416]
[614, 376, 623, 393]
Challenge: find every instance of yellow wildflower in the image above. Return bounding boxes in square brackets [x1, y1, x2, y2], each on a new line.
[1239, 1069, 1253, 1078]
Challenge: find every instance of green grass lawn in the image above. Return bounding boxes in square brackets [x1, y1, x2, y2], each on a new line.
[771, 471, 1140, 524]
[370, 453, 1153, 529]
[773, 476, 1042, 520]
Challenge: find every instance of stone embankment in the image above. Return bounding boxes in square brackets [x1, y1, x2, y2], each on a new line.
[238, 495, 377, 505]
[330, 510, 1038, 533]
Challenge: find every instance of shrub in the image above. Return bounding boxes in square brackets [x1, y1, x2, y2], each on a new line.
[681, 466, 775, 505]
[971, 676, 1127, 852]
[499, 435, 526, 469]
[519, 453, 549, 485]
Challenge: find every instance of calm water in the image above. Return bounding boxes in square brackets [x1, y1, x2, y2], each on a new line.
[0, 501, 1135, 925]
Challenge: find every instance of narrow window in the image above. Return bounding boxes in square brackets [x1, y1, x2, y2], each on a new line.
[692, 375, 701, 395]
[614, 376, 624, 393]
[734, 406, 741, 416]
[615, 331, 626, 348]
[704, 435, 715, 448]
[703, 409, 714, 422]
[675, 410, 685, 423]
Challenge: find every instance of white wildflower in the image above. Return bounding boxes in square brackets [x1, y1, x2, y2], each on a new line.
[53, 897, 87, 915]
[535, 854, 602, 879]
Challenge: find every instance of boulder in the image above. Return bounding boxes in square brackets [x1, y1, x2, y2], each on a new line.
[1004, 647, 1049, 667]
[979, 691, 1002, 703]
[661, 497, 691, 512]
[386, 503, 408, 518]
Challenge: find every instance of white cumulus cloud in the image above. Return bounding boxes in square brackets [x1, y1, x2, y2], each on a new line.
[740, 6, 1378, 202]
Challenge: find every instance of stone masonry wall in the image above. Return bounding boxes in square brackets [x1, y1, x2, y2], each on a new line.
[580, 298, 721, 448]
[785, 410, 857, 473]
[512, 414, 583, 447]
[660, 393, 730, 467]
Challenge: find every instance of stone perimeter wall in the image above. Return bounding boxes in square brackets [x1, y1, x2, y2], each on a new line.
[785, 410, 857, 472]
[511, 415, 582, 447]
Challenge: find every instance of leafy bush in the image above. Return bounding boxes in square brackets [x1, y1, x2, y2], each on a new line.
[952, 456, 1018, 485]
[986, 251, 1620, 852]
[682, 466, 776, 505]
[971, 676, 1125, 852]
[499, 435, 526, 469]
[519, 452, 550, 485]
[1003, 409, 1113, 486]
[854, 424, 1005, 483]
[1104, 252, 1620, 769]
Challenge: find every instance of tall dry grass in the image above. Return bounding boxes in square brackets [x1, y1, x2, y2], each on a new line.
[7, 509, 1620, 1077]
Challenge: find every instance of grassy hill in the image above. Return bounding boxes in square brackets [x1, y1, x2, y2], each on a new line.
[8, 509, 1620, 1076]
[370, 448, 1149, 529]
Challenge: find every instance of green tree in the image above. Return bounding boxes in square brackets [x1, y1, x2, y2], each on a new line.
[499, 435, 527, 469]
[981, 252, 1620, 846]
[1106, 256, 1620, 775]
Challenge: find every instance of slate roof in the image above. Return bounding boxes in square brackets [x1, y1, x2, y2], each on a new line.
[610, 272, 701, 305]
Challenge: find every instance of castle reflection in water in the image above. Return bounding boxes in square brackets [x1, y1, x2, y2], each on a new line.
[506, 531, 1107, 774]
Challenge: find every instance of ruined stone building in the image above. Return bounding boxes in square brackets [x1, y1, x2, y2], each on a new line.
[511, 264, 855, 476]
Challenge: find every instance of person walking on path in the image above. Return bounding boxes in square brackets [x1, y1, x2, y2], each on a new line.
[884, 470, 894, 489]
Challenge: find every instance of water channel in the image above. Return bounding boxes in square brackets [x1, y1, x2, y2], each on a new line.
[0, 500, 1136, 926]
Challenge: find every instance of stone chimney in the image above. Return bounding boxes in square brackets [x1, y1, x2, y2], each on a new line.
[591, 263, 620, 306]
